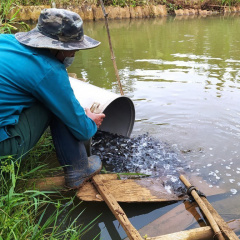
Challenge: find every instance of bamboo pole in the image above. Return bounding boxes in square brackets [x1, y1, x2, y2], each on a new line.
[201, 198, 239, 240]
[146, 218, 240, 240]
[180, 175, 225, 240]
[92, 175, 143, 240]
[147, 226, 214, 240]
[99, 0, 124, 96]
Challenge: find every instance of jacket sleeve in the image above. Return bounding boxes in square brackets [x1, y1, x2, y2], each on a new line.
[31, 67, 97, 141]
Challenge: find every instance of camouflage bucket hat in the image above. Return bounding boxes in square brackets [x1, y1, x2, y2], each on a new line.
[15, 8, 100, 50]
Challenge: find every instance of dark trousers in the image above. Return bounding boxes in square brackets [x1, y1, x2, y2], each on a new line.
[0, 102, 89, 176]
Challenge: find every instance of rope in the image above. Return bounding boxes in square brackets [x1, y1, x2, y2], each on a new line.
[186, 185, 206, 202]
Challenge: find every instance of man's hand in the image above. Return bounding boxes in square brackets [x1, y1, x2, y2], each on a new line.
[85, 108, 105, 128]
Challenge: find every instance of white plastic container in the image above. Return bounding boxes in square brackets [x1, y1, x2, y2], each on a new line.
[69, 77, 135, 137]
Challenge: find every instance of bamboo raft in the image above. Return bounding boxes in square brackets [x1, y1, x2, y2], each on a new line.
[29, 174, 240, 240]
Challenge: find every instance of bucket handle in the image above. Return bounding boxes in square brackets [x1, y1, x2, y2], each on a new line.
[90, 102, 101, 113]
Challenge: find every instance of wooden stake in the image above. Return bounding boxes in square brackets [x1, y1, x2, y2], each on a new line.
[99, 0, 124, 96]
[180, 175, 225, 240]
[92, 175, 142, 240]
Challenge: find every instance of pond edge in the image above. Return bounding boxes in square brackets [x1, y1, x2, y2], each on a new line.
[9, 4, 240, 22]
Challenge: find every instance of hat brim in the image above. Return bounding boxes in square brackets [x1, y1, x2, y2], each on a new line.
[15, 28, 100, 50]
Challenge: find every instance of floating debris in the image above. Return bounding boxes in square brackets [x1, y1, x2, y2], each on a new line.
[92, 131, 189, 194]
[230, 189, 237, 195]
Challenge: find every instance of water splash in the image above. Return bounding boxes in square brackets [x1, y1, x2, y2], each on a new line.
[92, 131, 189, 194]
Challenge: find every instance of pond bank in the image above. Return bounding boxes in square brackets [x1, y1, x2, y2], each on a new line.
[9, 3, 240, 22]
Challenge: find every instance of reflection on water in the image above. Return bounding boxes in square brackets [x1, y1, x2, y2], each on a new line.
[67, 15, 240, 239]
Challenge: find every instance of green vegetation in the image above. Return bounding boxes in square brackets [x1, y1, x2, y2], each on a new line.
[0, 0, 30, 33]
[1, 0, 240, 27]
[0, 132, 100, 239]
[1, 0, 240, 11]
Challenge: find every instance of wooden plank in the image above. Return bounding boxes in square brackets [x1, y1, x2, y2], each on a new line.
[146, 219, 240, 240]
[78, 177, 186, 202]
[28, 176, 66, 191]
[29, 174, 225, 203]
[77, 174, 225, 202]
[147, 226, 214, 240]
[77, 174, 118, 201]
[137, 201, 202, 238]
[201, 197, 239, 240]
[92, 175, 143, 240]
[28, 174, 118, 191]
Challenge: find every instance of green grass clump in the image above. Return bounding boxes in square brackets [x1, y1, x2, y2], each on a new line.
[0, 0, 30, 33]
[0, 131, 100, 239]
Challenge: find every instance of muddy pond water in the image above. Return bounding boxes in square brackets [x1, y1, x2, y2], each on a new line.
[53, 14, 240, 239]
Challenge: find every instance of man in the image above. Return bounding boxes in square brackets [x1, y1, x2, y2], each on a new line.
[0, 8, 105, 188]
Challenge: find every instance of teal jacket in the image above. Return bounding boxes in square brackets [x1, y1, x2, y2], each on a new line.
[0, 34, 97, 142]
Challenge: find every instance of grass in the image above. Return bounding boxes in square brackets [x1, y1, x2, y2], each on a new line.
[0, 0, 239, 9]
[0, 0, 30, 33]
[1, 0, 240, 27]
[0, 132, 101, 240]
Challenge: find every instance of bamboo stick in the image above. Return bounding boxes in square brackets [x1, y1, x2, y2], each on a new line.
[146, 226, 214, 240]
[146, 218, 240, 240]
[99, 0, 124, 96]
[201, 198, 239, 240]
[180, 175, 225, 240]
[92, 175, 143, 240]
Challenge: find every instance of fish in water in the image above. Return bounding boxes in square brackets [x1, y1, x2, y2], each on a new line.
[92, 131, 190, 195]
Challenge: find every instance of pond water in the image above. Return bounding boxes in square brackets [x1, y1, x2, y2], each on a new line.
[66, 14, 240, 239]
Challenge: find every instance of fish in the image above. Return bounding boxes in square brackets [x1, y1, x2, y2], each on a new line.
[92, 131, 190, 195]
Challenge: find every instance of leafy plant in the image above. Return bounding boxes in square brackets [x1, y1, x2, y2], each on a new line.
[130, 0, 137, 7]
[0, 0, 30, 34]
[0, 126, 102, 239]
[0, 156, 100, 239]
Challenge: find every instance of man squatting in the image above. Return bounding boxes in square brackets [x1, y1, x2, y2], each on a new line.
[0, 8, 105, 188]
